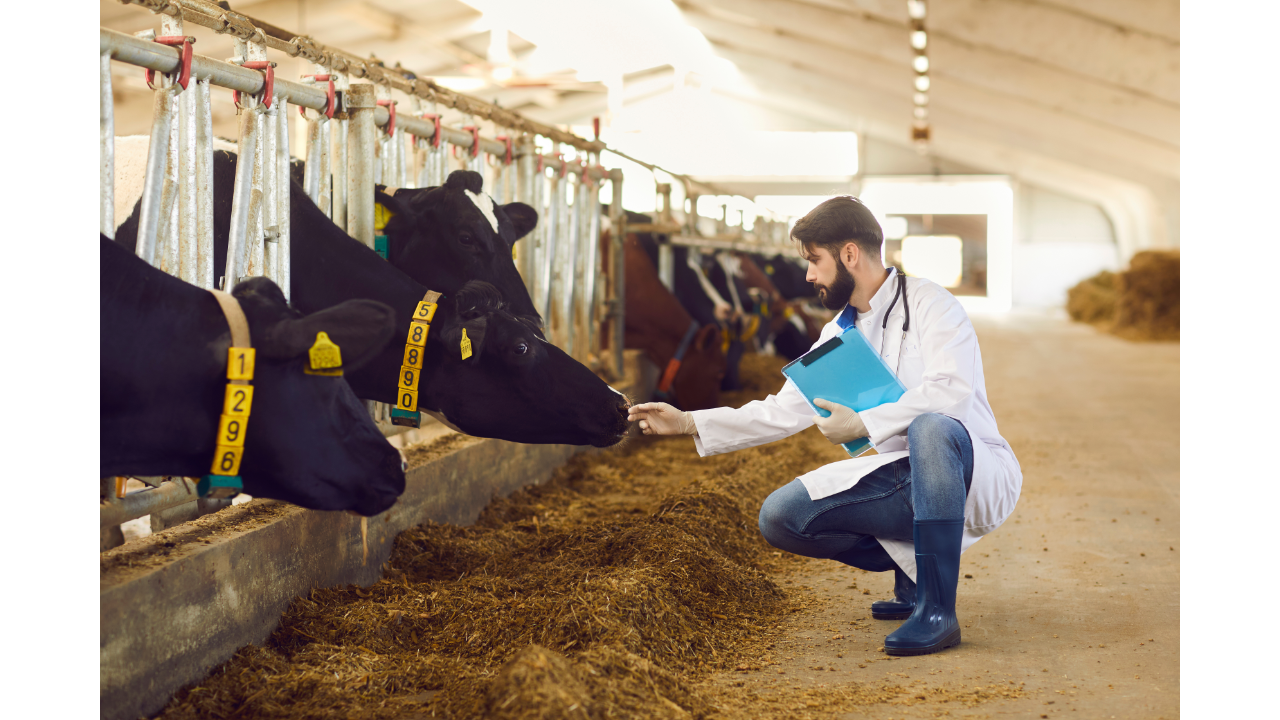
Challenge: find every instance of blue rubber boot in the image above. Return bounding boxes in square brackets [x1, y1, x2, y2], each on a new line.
[884, 519, 964, 656]
[871, 568, 916, 620]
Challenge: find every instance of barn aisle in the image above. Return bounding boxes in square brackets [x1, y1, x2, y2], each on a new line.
[700, 313, 1180, 719]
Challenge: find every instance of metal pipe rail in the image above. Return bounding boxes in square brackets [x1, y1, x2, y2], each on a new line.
[117, 0, 605, 154]
[100, 478, 199, 528]
[103, 28, 608, 184]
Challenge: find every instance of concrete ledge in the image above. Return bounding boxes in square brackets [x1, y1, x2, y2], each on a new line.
[100, 351, 655, 720]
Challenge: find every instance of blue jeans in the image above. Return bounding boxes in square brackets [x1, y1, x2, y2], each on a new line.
[758, 413, 974, 570]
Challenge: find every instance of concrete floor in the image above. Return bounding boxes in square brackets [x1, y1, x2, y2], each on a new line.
[705, 313, 1180, 718]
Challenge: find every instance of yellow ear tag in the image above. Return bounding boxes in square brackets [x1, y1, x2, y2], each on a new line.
[374, 202, 395, 233]
[460, 328, 473, 360]
[306, 331, 344, 376]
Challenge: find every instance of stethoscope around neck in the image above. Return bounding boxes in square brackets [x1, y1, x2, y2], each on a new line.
[854, 269, 910, 375]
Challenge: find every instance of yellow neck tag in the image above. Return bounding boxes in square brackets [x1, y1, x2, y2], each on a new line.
[306, 331, 344, 376]
[460, 328, 473, 360]
[374, 202, 395, 233]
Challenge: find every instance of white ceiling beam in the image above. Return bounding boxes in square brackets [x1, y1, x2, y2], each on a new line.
[684, 8, 1176, 147]
[684, 0, 1177, 104]
[713, 43, 1178, 181]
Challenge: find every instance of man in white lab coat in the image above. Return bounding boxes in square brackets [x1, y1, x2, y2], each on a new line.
[628, 196, 1021, 656]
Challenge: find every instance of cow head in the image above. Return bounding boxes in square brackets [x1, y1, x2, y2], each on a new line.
[231, 277, 406, 515]
[377, 171, 540, 321]
[418, 281, 630, 447]
[670, 324, 726, 411]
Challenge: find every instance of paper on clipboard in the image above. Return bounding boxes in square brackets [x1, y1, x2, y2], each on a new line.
[781, 327, 907, 457]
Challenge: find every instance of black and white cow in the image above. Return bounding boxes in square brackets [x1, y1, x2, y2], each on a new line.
[101, 235, 406, 516]
[114, 162, 632, 447]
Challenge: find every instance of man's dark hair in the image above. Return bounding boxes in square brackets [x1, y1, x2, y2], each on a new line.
[790, 196, 883, 261]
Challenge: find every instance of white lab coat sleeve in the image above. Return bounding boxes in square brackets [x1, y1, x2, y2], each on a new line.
[860, 287, 978, 446]
[689, 378, 815, 457]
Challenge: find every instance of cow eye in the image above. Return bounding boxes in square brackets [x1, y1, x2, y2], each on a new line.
[458, 233, 474, 245]
[514, 342, 529, 355]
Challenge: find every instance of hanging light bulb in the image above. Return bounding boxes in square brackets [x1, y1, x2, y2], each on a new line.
[911, 30, 928, 50]
[913, 55, 929, 73]
[908, 0, 927, 20]
[914, 106, 928, 120]
[914, 75, 931, 92]
[914, 92, 928, 106]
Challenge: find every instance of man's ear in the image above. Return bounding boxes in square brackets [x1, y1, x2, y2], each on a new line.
[842, 241, 859, 267]
[260, 299, 397, 372]
[501, 202, 538, 243]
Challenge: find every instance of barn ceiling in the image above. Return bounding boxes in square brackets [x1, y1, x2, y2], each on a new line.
[101, 0, 1179, 249]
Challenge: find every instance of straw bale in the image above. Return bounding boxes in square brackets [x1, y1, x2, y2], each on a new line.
[1113, 250, 1179, 341]
[1066, 251, 1178, 341]
[1066, 270, 1117, 324]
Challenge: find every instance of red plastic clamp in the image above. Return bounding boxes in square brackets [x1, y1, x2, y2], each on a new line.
[145, 36, 195, 91]
[232, 61, 275, 109]
[298, 74, 335, 119]
[376, 99, 397, 136]
[464, 125, 481, 158]
[417, 113, 443, 148]
[490, 135, 514, 167]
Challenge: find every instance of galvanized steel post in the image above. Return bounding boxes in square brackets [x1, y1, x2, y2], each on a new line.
[224, 104, 259, 291]
[608, 168, 626, 378]
[559, 169, 580, 356]
[515, 136, 537, 286]
[101, 52, 114, 239]
[331, 72, 349, 232]
[161, 97, 181, 275]
[136, 84, 180, 267]
[178, 78, 197, 282]
[195, 78, 214, 289]
[277, 102, 291, 302]
[347, 83, 376, 248]
[262, 101, 279, 285]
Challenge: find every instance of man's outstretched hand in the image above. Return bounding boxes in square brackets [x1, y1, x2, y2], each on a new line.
[812, 398, 869, 445]
[627, 402, 698, 436]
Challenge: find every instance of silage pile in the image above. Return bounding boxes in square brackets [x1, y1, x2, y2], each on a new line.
[1067, 250, 1179, 341]
[154, 355, 842, 720]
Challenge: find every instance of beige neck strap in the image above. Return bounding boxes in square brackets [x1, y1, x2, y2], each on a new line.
[424, 289, 442, 304]
[209, 290, 253, 383]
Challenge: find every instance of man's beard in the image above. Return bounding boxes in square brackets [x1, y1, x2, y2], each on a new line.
[815, 261, 855, 311]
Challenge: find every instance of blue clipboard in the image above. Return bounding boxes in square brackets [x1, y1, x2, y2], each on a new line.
[781, 327, 907, 457]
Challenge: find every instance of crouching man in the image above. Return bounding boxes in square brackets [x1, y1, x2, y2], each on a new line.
[628, 196, 1022, 656]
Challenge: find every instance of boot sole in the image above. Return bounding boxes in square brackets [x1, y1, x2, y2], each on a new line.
[871, 610, 913, 620]
[883, 628, 962, 656]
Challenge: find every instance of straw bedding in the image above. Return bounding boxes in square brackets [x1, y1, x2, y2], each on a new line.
[152, 354, 1021, 719]
[1067, 250, 1179, 341]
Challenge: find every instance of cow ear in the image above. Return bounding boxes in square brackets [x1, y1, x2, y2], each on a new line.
[260, 299, 397, 372]
[501, 202, 538, 242]
[443, 316, 488, 364]
[374, 186, 413, 218]
[694, 324, 720, 352]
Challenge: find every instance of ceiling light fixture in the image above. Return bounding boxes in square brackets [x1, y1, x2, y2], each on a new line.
[913, 55, 929, 73]
[907, 0, 927, 20]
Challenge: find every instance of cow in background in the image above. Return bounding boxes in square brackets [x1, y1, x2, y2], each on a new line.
[627, 212, 750, 392]
[602, 227, 725, 411]
[735, 253, 824, 360]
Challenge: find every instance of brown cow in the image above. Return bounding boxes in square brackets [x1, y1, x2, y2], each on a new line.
[601, 230, 726, 410]
[735, 253, 823, 357]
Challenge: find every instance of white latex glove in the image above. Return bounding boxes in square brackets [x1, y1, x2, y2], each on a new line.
[812, 398, 868, 445]
[627, 402, 698, 436]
